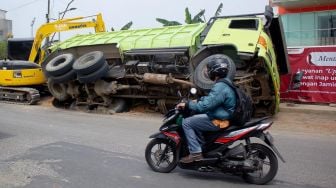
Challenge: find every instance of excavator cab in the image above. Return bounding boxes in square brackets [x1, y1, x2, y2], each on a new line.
[7, 38, 34, 61]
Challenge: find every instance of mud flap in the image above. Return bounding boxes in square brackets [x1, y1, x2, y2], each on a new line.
[260, 132, 286, 163]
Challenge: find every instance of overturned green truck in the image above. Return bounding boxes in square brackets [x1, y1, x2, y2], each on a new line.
[44, 6, 289, 116]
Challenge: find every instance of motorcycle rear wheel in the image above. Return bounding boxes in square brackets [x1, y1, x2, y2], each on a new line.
[145, 138, 177, 173]
[242, 143, 278, 185]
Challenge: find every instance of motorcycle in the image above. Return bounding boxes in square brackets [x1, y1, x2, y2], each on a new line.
[145, 91, 286, 185]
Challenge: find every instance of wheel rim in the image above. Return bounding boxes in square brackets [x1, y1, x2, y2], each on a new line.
[246, 149, 272, 179]
[149, 142, 175, 169]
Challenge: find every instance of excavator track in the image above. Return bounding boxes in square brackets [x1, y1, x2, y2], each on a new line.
[0, 87, 40, 105]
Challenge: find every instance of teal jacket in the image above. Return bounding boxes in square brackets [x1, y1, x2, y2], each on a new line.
[188, 78, 236, 120]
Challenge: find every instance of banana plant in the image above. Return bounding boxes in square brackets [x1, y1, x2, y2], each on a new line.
[156, 3, 222, 27]
[156, 18, 182, 26]
[156, 8, 205, 26]
[111, 21, 133, 31]
[120, 21, 133, 30]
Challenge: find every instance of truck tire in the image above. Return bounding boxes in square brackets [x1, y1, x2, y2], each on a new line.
[49, 69, 77, 84]
[73, 51, 106, 75]
[109, 98, 128, 113]
[193, 54, 236, 90]
[77, 63, 109, 83]
[47, 79, 70, 101]
[45, 53, 75, 77]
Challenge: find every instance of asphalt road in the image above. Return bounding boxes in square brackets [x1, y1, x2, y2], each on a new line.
[0, 103, 336, 188]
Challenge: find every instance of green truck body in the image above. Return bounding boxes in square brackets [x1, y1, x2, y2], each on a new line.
[53, 23, 206, 53]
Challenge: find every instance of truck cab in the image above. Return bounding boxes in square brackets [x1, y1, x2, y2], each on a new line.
[192, 9, 289, 115]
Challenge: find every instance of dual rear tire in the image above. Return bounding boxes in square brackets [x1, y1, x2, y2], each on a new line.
[45, 53, 76, 83]
[73, 51, 109, 83]
[45, 51, 109, 84]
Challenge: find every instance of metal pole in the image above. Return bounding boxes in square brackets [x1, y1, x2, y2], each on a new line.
[62, 0, 75, 20]
[47, 0, 50, 23]
[45, 0, 50, 45]
[58, 13, 61, 41]
[30, 17, 36, 37]
[58, 0, 75, 41]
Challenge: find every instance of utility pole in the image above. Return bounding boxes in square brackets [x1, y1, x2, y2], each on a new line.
[45, 0, 50, 45]
[30, 17, 36, 37]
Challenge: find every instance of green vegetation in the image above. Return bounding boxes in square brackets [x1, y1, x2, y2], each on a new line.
[111, 21, 133, 31]
[156, 8, 205, 26]
[0, 41, 7, 59]
[156, 3, 223, 26]
[120, 21, 133, 30]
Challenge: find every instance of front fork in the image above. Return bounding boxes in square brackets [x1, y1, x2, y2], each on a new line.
[150, 131, 185, 160]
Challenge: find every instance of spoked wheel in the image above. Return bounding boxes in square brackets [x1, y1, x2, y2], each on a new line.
[145, 139, 177, 173]
[243, 143, 278, 185]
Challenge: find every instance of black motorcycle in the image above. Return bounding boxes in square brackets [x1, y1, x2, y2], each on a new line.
[145, 107, 285, 184]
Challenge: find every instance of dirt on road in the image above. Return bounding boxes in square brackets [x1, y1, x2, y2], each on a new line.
[272, 110, 336, 136]
[40, 96, 336, 136]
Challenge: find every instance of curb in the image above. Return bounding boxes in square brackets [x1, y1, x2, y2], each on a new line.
[279, 103, 336, 115]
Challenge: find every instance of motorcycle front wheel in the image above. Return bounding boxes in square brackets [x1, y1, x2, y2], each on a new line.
[145, 138, 177, 173]
[243, 143, 278, 185]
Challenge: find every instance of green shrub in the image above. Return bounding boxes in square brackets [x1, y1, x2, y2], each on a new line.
[0, 41, 7, 59]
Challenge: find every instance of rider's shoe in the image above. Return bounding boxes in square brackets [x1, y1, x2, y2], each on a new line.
[180, 153, 203, 163]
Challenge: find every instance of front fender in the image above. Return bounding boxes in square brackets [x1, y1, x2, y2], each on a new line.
[149, 131, 181, 145]
[149, 132, 167, 139]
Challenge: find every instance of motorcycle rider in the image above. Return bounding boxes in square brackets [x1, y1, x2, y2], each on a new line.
[176, 56, 236, 163]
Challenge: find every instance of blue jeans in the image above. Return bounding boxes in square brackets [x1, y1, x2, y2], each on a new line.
[182, 114, 220, 154]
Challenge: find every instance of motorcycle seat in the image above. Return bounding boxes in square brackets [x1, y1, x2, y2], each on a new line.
[225, 116, 271, 132]
[203, 117, 271, 141]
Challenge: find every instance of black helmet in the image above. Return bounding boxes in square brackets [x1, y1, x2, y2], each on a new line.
[206, 56, 229, 81]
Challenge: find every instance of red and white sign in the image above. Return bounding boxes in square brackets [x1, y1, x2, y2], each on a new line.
[280, 46, 336, 103]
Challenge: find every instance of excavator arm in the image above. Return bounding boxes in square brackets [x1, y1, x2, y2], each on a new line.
[28, 13, 106, 65]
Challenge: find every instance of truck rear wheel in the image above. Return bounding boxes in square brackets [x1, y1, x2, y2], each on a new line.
[109, 98, 128, 113]
[47, 79, 70, 101]
[73, 51, 106, 75]
[193, 54, 236, 90]
[45, 53, 75, 77]
[77, 63, 109, 83]
[49, 69, 77, 84]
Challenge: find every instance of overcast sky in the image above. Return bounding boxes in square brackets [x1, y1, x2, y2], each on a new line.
[2, 0, 269, 38]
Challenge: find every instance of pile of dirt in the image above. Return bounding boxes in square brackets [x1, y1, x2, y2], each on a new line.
[38, 96, 54, 107]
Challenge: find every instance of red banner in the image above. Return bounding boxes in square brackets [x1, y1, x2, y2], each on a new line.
[280, 46, 336, 103]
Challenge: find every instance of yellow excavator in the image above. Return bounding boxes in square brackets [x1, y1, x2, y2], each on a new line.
[0, 13, 106, 104]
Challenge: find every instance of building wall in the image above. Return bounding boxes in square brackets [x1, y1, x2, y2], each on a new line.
[0, 10, 12, 41]
[0, 10, 6, 20]
[282, 10, 336, 47]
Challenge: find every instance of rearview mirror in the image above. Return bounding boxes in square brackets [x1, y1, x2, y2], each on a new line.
[264, 5, 274, 29]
